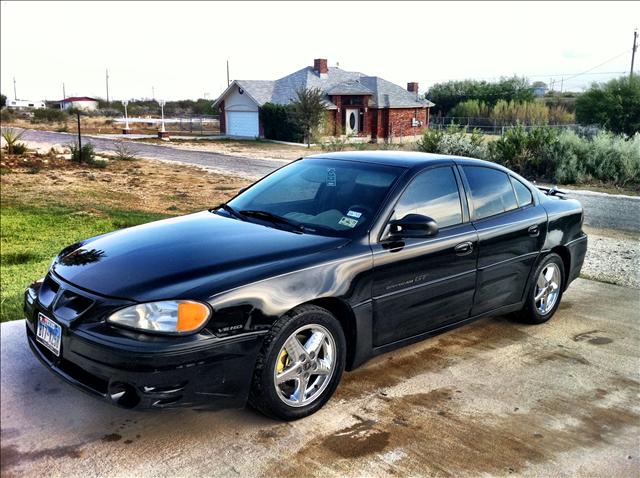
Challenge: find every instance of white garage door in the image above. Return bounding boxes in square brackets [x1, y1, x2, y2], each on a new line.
[227, 111, 259, 137]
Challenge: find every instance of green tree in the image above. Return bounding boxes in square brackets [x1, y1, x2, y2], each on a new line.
[291, 87, 326, 147]
[426, 77, 534, 115]
[575, 76, 640, 135]
[0, 93, 6, 108]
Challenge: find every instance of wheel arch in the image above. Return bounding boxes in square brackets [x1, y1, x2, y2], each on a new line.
[550, 245, 571, 290]
[303, 297, 359, 371]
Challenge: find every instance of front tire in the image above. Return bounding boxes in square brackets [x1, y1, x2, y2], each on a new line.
[248, 305, 346, 420]
[514, 253, 565, 324]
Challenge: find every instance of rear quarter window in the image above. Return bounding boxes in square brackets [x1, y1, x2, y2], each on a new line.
[463, 166, 518, 220]
[511, 177, 534, 207]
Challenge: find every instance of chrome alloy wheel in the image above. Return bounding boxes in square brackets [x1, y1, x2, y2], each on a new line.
[273, 324, 336, 408]
[534, 263, 561, 314]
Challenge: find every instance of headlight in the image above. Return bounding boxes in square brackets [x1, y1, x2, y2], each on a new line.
[107, 300, 210, 334]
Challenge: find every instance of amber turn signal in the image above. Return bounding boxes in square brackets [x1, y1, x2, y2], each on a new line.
[177, 302, 210, 332]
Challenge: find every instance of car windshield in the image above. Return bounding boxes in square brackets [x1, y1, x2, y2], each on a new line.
[226, 158, 403, 237]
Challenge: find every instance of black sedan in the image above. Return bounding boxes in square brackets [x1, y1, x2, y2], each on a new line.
[25, 152, 587, 420]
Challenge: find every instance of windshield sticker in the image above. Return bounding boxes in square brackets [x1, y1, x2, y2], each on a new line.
[338, 216, 358, 228]
[326, 168, 336, 187]
[347, 210, 362, 219]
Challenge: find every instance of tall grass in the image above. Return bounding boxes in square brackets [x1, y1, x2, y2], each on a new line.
[448, 100, 574, 125]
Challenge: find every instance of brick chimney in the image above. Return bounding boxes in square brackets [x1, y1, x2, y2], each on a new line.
[314, 58, 328, 76]
[407, 82, 419, 94]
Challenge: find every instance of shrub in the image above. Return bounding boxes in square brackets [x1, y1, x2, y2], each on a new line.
[2, 128, 26, 155]
[417, 125, 639, 187]
[426, 76, 534, 115]
[32, 108, 67, 123]
[449, 100, 491, 118]
[69, 142, 95, 163]
[320, 136, 349, 152]
[259, 103, 304, 143]
[575, 76, 640, 135]
[416, 125, 488, 159]
[11, 142, 28, 155]
[488, 126, 639, 186]
[112, 141, 137, 161]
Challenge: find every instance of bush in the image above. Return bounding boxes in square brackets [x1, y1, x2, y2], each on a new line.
[575, 76, 640, 135]
[488, 125, 640, 186]
[426, 76, 534, 115]
[112, 141, 137, 161]
[416, 125, 639, 187]
[416, 125, 488, 159]
[320, 136, 349, 152]
[259, 103, 304, 142]
[2, 128, 26, 155]
[11, 142, 28, 155]
[32, 108, 67, 123]
[69, 142, 95, 163]
[449, 100, 491, 118]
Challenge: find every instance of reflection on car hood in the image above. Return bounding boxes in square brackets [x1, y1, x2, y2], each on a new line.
[52, 211, 347, 301]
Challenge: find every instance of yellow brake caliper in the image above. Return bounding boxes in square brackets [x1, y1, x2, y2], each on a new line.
[277, 349, 290, 373]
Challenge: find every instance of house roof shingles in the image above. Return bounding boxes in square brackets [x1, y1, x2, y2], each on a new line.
[219, 66, 434, 109]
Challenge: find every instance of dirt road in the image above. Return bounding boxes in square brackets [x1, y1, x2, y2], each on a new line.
[12, 128, 285, 179]
[2, 278, 638, 477]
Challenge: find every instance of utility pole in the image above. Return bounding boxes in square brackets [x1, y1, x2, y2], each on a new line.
[106, 69, 110, 103]
[631, 29, 638, 79]
[226, 60, 230, 86]
[63, 82, 66, 99]
[560, 77, 564, 93]
[152, 86, 155, 100]
[13, 76, 17, 100]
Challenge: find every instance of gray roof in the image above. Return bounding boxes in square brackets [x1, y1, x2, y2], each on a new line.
[216, 66, 434, 109]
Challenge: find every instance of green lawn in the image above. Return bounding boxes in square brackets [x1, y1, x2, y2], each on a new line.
[0, 203, 169, 322]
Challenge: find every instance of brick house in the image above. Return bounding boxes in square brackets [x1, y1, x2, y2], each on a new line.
[213, 58, 433, 142]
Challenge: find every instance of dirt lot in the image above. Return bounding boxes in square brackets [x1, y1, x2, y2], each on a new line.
[1, 278, 638, 477]
[0, 150, 250, 216]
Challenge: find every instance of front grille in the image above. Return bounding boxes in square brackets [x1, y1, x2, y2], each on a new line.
[38, 274, 95, 322]
[54, 290, 94, 321]
[38, 275, 60, 308]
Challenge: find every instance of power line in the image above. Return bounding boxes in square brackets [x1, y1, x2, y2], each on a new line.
[562, 50, 629, 82]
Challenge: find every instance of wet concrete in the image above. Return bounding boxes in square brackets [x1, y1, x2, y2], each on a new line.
[1, 278, 638, 477]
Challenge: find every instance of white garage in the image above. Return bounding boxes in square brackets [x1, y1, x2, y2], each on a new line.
[226, 111, 259, 138]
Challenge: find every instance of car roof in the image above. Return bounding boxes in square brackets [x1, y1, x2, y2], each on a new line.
[305, 151, 500, 170]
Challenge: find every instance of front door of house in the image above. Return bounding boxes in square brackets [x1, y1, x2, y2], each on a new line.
[345, 109, 359, 135]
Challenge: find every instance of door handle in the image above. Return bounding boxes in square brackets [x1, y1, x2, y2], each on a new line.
[454, 241, 474, 256]
[528, 225, 540, 237]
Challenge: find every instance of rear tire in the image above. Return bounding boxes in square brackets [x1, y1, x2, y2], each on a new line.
[513, 253, 565, 324]
[248, 305, 346, 420]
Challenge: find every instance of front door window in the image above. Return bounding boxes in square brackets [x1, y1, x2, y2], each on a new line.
[345, 108, 359, 135]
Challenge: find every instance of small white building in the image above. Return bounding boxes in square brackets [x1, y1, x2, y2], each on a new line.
[6, 99, 46, 110]
[59, 96, 99, 111]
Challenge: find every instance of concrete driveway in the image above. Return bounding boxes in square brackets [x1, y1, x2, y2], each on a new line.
[1, 278, 638, 477]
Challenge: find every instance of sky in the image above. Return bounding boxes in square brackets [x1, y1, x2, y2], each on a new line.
[1, 1, 638, 102]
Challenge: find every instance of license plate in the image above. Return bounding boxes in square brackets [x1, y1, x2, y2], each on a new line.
[36, 313, 62, 356]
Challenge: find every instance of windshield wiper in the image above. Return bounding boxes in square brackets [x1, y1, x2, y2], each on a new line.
[211, 203, 245, 221]
[239, 210, 305, 233]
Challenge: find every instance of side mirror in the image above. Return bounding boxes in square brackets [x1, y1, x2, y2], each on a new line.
[388, 214, 439, 239]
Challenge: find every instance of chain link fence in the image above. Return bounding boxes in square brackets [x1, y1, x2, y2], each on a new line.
[429, 116, 579, 135]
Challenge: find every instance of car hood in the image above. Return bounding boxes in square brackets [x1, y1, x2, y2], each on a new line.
[52, 211, 348, 301]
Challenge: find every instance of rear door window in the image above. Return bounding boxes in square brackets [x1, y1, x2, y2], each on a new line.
[462, 166, 518, 220]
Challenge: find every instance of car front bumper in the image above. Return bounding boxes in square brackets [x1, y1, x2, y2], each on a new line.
[24, 275, 264, 410]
